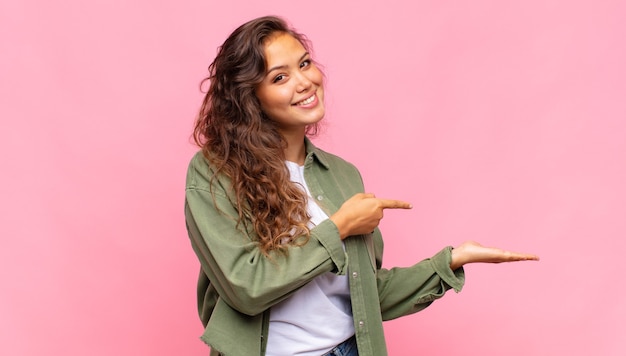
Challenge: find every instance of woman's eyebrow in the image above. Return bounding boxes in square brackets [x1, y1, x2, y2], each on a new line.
[266, 52, 309, 74]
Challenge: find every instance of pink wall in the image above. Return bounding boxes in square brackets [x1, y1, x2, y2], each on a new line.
[1, 0, 624, 355]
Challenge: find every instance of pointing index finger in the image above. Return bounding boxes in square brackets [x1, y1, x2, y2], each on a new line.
[378, 199, 413, 209]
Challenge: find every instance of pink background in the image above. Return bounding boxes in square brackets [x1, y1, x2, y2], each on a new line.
[1, 0, 625, 355]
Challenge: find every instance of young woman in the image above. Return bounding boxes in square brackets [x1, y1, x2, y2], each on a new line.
[185, 16, 539, 356]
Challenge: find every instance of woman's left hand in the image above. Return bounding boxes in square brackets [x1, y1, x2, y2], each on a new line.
[450, 241, 539, 270]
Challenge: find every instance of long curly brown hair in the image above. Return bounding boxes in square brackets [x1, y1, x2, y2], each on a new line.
[193, 16, 319, 256]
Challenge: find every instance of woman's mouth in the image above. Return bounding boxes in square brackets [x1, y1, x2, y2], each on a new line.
[294, 94, 316, 106]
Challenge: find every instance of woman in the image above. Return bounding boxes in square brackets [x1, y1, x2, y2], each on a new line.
[185, 16, 538, 356]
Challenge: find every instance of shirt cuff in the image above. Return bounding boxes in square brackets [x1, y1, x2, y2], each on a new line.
[310, 219, 348, 275]
[430, 246, 465, 292]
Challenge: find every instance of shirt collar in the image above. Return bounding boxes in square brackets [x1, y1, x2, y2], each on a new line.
[304, 137, 330, 170]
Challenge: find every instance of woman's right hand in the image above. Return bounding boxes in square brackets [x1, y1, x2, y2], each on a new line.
[329, 193, 412, 240]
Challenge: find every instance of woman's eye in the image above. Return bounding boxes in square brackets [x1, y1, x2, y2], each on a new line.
[273, 74, 285, 83]
[300, 60, 311, 68]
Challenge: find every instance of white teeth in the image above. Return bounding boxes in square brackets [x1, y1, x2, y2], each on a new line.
[296, 95, 315, 106]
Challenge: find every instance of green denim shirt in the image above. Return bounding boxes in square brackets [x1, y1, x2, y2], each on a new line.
[185, 138, 465, 356]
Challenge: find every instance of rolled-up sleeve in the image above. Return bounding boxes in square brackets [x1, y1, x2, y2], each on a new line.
[375, 246, 465, 321]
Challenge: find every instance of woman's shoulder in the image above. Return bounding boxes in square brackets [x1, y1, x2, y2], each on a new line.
[185, 150, 226, 191]
[187, 150, 210, 168]
[187, 150, 210, 172]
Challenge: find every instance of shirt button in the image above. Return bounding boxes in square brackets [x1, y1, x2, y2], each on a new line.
[352, 272, 358, 278]
[316, 195, 323, 201]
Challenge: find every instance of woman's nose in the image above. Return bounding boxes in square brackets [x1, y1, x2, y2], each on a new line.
[295, 72, 313, 92]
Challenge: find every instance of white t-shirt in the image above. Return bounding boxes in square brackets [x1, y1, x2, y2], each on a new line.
[265, 161, 355, 356]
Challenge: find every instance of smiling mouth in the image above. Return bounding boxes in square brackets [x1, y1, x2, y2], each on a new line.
[294, 94, 315, 106]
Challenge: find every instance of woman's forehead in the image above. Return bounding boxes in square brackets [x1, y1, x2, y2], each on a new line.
[263, 33, 306, 66]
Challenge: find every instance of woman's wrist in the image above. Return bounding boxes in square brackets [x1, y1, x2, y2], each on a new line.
[329, 214, 349, 240]
[450, 246, 464, 270]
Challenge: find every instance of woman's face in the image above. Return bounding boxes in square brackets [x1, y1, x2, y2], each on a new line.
[255, 32, 325, 135]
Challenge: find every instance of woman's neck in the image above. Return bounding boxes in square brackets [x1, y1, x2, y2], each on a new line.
[282, 129, 306, 165]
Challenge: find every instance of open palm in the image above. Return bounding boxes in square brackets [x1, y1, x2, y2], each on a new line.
[450, 241, 539, 270]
